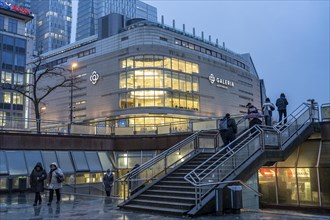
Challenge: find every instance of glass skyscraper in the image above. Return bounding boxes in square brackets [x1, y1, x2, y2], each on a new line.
[31, 0, 72, 53]
[76, 0, 157, 41]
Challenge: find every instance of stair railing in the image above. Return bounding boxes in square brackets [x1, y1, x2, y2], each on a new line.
[116, 129, 220, 201]
[184, 102, 318, 207]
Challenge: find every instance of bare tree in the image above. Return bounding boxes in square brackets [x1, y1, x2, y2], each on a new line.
[5, 56, 71, 133]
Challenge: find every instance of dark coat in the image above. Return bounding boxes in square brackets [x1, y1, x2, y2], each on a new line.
[103, 173, 114, 191]
[30, 162, 47, 193]
[276, 96, 288, 110]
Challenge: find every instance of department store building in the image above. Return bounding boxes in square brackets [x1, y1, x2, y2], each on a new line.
[37, 13, 264, 134]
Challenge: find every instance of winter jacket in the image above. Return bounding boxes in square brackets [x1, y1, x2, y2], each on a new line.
[262, 102, 275, 116]
[47, 162, 64, 190]
[30, 162, 47, 193]
[276, 96, 288, 111]
[248, 105, 259, 114]
[227, 117, 238, 134]
[103, 173, 114, 191]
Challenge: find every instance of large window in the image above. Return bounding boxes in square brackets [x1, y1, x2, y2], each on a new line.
[120, 90, 199, 111]
[259, 140, 330, 208]
[119, 69, 198, 92]
[13, 92, 23, 105]
[0, 15, 4, 30]
[120, 55, 199, 74]
[8, 18, 18, 33]
[1, 71, 12, 84]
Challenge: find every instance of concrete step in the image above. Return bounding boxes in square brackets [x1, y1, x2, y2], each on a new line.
[131, 199, 194, 210]
[122, 204, 188, 215]
[152, 185, 196, 192]
[138, 194, 196, 204]
[144, 189, 196, 198]
[158, 180, 193, 186]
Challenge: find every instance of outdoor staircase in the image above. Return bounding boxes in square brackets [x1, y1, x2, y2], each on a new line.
[118, 102, 319, 216]
[119, 152, 225, 215]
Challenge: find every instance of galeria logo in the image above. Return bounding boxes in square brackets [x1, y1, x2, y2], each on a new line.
[90, 71, 99, 85]
[209, 74, 216, 84]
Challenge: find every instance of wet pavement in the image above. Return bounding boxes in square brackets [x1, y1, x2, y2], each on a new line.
[0, 192, 329, 220]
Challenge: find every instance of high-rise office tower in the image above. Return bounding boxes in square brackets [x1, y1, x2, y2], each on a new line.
[0, 2, 33, 125]
[76, 0, 157, 41]
[30, 0, 72, 53]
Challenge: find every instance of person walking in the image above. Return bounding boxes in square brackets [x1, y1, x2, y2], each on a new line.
[219, 113, 238, 146]
[47, 162, 64, 206]
[262, 98, 275, 126]
[246, 103, 262, 129]
[103, 169, 114, 197]
[276, 93, 289, 124]
[30, 162, 47, 206]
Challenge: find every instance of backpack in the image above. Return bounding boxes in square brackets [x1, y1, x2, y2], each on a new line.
[56, 174, 64, 183]
[219, 118, 228, 130]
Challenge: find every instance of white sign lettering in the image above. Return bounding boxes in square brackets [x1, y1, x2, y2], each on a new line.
[208, 74, 234, 89]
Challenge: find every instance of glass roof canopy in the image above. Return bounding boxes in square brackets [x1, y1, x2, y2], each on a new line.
[0, 151, 113, 176]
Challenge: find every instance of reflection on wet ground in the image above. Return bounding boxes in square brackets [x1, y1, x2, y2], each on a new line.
[0, 193, 329, 220]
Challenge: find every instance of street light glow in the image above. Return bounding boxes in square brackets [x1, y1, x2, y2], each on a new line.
[72, 62, 78, 68]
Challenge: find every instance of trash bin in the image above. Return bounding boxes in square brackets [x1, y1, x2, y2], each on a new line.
[18, 177, 27, 192]
[228, 185, 243, 214]
[215, 187, 231, 215]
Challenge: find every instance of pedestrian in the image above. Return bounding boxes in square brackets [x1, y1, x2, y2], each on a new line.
[47, 162, 64, 206]
[262, 98, 275, 126]
[219, 113, 238, 146]
[103, 169, 114, 197]
[246, 103, 262, 129]
[127, 164, 140, 195]
[276, 93, 289, 124]
[30, 162, 47, 206]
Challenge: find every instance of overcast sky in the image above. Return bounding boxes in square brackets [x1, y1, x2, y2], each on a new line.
[72, 0, 329, 115]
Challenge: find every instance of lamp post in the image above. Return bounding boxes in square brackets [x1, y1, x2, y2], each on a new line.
[68, 62, 78, 134]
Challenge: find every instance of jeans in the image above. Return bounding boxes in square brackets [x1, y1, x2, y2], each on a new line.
[34, 192, 42, 204]
[278, 109, 287, 124]
[49, 189, 60, 203]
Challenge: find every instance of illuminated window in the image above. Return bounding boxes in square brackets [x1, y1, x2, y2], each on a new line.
[119, 72, 126, 88]
[1, 71, 12, 84]
[13, 93, 23, 105]
[3, 92, 11, 103]
[118, 56, 200, 111]
[13, 73, 24, 85]
[172, 58, 179, 71]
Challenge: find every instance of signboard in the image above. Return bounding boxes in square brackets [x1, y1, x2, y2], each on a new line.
[0, 1, 31, 15]
[208, 73, 234, 89]
[90, 71, 99, 85]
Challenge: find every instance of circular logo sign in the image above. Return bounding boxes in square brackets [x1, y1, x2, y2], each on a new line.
[209, 74, 215, 84]
[90, 71, 99, 85]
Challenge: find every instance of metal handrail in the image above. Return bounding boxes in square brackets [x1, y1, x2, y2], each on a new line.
[184, 102, 318, 210]
[190, 180, 262, 197]
[115, 129, 221, 200]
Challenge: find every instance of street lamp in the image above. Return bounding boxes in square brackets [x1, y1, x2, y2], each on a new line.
[68, 62, 78, 134]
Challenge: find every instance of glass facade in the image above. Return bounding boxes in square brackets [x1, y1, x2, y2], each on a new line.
[76, 0, 157, 41]
[31, 0, 72, 53]
[0, 19, 27, 125]
[259, 140, 330, 208]
[0, 150, 113, 192]
[119, 55, 200, 110]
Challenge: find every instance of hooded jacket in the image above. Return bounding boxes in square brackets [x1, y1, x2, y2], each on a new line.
[30, 162, 47, 192]
[276, 94, 289, 110]
[47, 162, 64, 190]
